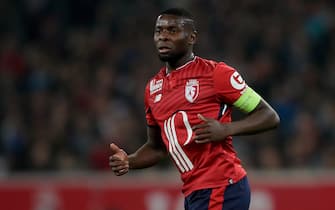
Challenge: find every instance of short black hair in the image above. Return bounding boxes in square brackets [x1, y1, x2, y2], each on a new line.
[160, 8, 194, 20]
[159, 8, 196, 31]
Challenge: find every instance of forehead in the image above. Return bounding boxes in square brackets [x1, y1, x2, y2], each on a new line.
[155, 14, 188, 27]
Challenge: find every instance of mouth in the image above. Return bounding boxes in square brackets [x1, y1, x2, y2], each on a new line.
[158, 46, 172, 54]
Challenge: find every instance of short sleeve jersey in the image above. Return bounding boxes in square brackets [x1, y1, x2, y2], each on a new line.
[144, 56, 255, 196]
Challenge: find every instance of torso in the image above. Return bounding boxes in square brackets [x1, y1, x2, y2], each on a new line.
[145, 56, 247, 196]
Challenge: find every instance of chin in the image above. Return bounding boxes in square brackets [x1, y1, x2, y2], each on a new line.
[158, 54, 173, 62]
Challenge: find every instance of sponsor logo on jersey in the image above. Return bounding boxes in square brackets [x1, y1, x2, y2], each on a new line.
[185, 79, 199, 103]
[150, 79, 163, 95]
[154, 93, 162, 103]
[230, 72, 246, 90]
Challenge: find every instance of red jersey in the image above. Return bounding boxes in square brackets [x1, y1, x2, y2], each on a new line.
[144, 56, 249, 196]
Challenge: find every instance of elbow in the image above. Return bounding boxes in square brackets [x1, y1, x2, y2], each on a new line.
[270, 111, 280, 129]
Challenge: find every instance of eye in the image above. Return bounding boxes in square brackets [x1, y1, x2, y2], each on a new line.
[167, 27, 178, 34]
[169, 27, 177, 34]
[155, 28, 161, 33]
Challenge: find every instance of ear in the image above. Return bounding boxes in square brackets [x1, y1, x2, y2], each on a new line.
[188, 30, 197, 45]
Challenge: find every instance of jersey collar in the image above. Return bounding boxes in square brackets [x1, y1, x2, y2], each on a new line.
[165, 55, 197, 76]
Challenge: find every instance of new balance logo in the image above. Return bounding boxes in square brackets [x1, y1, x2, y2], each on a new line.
[150, 79, 163, 95]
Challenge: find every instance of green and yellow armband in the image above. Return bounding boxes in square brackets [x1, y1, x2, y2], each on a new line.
[233, 87, 261, 113]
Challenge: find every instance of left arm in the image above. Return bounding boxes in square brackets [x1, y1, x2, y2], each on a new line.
[192, 98, 280, 143]
[227, 98, 280, 136]
[194, 63, 280, 143]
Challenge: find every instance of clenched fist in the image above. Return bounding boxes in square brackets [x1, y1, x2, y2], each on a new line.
[109, 143, 129, 176]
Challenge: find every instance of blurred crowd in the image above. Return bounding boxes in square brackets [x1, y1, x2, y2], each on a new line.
[0, 0, 335, 173]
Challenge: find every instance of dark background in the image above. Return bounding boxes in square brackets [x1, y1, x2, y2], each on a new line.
[0, 0, 334, 173]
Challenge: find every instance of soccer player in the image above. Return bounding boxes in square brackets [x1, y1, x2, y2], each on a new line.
[109, 8, 280, 210]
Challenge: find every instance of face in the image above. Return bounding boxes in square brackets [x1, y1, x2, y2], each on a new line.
[154, 15, 195, 63]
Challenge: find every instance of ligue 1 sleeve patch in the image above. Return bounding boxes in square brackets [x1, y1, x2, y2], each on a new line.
[185, 79, 199, 103]
[230, 71, 246, 90]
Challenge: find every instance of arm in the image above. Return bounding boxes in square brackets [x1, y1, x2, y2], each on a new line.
[193, 98, 280, 143]
[227, 98, 280, 136]
[193, 63, 280, 143]
[128, 125, 167, 169]
[109, 126, 167, 175]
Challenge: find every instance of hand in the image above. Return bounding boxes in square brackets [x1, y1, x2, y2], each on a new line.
[109, 143, 129, 176]
[192, 114, 229, 144]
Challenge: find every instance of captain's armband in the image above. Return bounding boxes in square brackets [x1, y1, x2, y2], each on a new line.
[233, 87, 261, 113]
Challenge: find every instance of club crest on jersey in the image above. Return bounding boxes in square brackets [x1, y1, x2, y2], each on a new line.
[150, 79, 163, 95]
[185, 79, 199, 103]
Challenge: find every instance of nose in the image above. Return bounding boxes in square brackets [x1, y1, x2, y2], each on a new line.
[158, 34, 168, 41]
[156, 30, 170, 41]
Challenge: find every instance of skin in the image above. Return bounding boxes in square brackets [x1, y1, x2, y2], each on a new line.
[109, 14, 280, 176]
[154, 14, 197, 73]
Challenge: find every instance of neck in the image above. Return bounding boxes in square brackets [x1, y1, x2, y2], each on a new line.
[166, 51, 195, 74]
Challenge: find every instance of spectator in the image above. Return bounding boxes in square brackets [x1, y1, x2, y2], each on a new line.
[0, 0, 334, 172]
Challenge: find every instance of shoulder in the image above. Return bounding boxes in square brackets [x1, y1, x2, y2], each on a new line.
[215, 61, 236, 72]
[145, 67, 165, 94]
[146, 67, 165, 85]
[196, 57, 235, 73]
[210, 60, 246, 91]
[212, 61, 238, 79]
[195, 56, 218, 69]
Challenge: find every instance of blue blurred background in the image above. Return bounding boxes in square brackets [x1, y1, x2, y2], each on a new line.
[1, 0, 335, 174]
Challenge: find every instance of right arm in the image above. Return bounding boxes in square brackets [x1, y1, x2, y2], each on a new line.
[128, 125, 167, 169]
[109, 125, 167, 175]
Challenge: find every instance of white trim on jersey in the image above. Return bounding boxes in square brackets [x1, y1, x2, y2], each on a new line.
[164, 119, 186, 172]
[181, 111, 193, 146]
[165, 54, 197, 75]
[164, 111, 194, 173]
